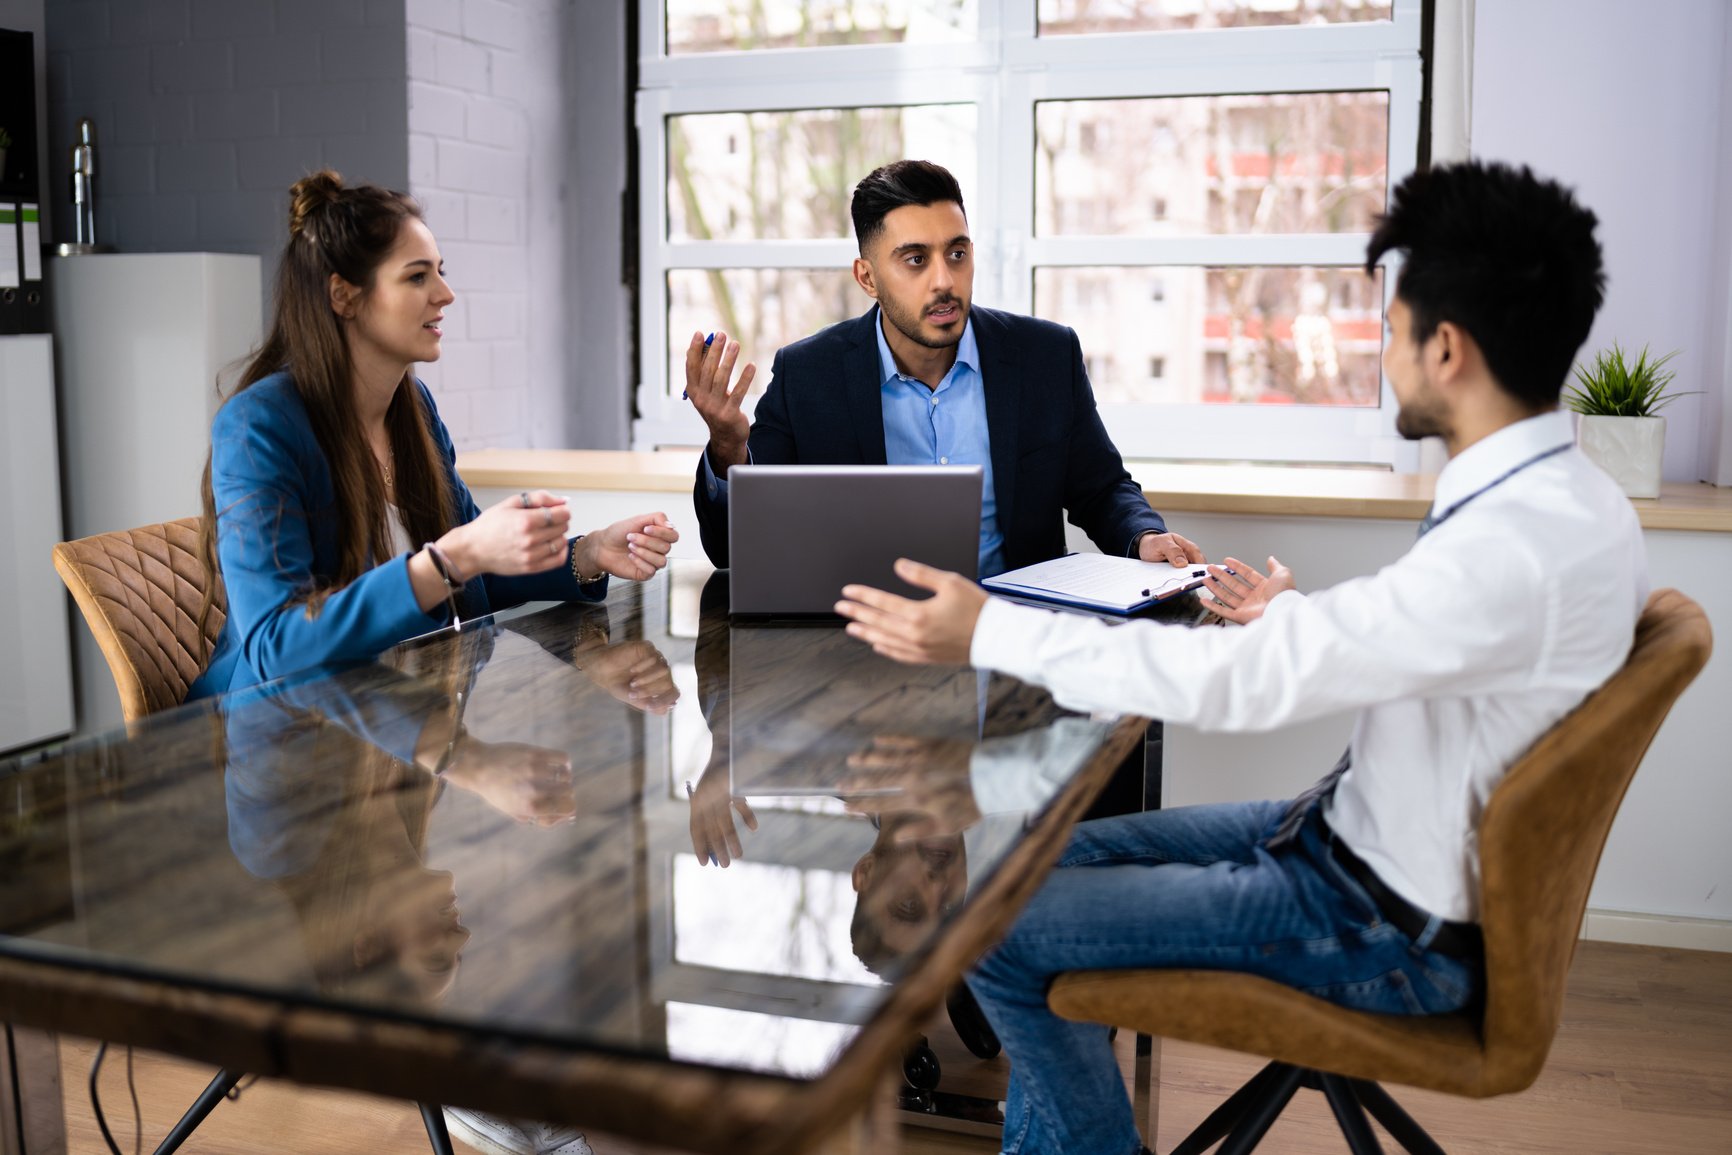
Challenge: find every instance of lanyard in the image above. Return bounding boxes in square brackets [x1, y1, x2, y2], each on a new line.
[1419, 442, 1571, 538]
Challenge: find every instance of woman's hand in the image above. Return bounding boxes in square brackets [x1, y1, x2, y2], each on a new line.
[439, 736, 575, 826]
[576, 638, 680, 715]
[575, 512, 679, 582]
[442, 491, 572, 578]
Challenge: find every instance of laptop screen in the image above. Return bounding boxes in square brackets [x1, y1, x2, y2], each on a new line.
[728, 465, 983, 616]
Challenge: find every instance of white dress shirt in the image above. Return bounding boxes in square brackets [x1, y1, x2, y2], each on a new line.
[970, 410, 1649, 921]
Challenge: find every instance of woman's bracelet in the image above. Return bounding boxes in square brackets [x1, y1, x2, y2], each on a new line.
[422, 542, 464, 627]
[569, 535, 606, 585]
[424, 541, 465, 590]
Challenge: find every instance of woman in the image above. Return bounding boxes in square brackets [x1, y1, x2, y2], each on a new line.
[190, 170, 676, 700]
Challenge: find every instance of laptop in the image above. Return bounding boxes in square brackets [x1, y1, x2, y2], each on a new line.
[728, 464, 983, 617]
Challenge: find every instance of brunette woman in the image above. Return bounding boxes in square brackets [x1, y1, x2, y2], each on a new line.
[191, 170, 676, 700]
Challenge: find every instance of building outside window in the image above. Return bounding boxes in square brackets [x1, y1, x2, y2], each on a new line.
[635, 0, 1425, 467]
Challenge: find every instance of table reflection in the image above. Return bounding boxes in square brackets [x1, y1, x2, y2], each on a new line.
[0, 565, 1127, 1086]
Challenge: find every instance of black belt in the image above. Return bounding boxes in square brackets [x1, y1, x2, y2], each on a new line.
[1326, 831, 1483, 961]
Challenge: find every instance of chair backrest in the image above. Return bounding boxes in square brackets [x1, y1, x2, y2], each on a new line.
[1477, 588, 1710, 1090]
[51, 517, 227, 723]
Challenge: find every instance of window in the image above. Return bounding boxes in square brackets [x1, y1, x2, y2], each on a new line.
[636, 1, 1425, 467]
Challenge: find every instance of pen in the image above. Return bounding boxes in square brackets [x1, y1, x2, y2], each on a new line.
[681, 332, 715, 401]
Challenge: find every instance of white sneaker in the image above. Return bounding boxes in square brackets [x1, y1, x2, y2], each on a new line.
[530, 1122, 594, 1155]
[442, 1107, 537, 1155]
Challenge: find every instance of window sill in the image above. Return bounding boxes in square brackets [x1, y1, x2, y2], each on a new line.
[455, 449, 1732, 534]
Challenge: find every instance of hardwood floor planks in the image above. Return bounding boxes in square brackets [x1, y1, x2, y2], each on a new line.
[53, 940, 1731, 1154]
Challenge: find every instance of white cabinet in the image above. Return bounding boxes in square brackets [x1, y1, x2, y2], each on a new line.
[0, 334, 74, 752]
[50, 252, 261, 735]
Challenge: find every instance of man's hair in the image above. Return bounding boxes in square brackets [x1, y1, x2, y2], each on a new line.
[1366, 160, 1605, 409]
[851, 160, 966, 254]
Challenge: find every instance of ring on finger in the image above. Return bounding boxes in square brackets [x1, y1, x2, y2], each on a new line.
[549, 539, 560, 557]
[520, 491, 530, 509]
[543, 507, 553, 527]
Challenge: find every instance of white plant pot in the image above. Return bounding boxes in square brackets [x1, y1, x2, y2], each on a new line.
[1577, 414, 1664, 499]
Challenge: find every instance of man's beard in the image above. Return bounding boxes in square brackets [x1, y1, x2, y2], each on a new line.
[1395, 404, 1444, 441]
[1394, 375, 1450, 442]
[882, 293, 967, 350]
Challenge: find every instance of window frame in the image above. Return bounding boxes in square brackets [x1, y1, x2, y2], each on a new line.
[635, 0, 1426, 469]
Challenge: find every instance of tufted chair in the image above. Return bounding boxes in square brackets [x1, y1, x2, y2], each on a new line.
[52, 517, 225, 724]
[1048, 589, 1712, 1155]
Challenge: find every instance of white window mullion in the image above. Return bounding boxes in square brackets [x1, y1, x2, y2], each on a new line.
[635, 84, 675, 437]
[665, 240, 859, 270]
[639, 41, 996, 93]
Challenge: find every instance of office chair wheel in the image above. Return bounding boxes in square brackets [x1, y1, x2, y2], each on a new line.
[898, 1036, 941, 1114]
[946, 982, 1002, 1059]
[902, 1035, 942, 1091]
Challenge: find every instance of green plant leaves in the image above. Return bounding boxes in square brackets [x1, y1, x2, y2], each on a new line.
[1564, 342, 1693, 417]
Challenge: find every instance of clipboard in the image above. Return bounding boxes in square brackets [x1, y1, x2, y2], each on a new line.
[981, 553, 1211, 615]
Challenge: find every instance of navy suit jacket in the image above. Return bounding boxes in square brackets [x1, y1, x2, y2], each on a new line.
[693, 305, 1165, 571]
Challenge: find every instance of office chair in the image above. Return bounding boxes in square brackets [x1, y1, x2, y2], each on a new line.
[54, 518, 462, 1155]
[1047, 588, 1711, 1155]
[51, 517, 225, 725]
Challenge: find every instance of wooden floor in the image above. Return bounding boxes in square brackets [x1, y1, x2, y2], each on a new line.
[54, 941, 1732, 1154]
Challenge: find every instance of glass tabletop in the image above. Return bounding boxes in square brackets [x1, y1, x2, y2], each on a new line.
[0, 562, 1123, 1081]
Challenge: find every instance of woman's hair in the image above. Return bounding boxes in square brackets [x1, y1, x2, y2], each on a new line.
[198, 170, 458, 646]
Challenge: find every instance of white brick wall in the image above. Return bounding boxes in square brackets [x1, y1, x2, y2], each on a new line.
[406, 0, 563, 451]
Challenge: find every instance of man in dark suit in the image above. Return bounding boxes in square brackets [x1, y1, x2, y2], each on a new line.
[683, 159, 1202, 576]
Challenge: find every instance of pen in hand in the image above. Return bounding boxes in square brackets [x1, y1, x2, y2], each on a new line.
[681, 332, 715, 401]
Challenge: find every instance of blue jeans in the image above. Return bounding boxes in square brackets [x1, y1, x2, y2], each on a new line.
[967, 801, 1483, 1155]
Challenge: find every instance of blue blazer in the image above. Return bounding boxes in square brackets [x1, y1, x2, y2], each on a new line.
[189, 372, 602, 701]
[693, 305, 1166, 570]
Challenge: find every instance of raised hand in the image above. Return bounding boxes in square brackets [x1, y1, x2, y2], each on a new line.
[687, 756, 758, 868]
[684, 330, 755, 471]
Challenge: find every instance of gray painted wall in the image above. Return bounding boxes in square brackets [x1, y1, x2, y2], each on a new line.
[38, 0, 633, 451]
[44, 0, 409, 277]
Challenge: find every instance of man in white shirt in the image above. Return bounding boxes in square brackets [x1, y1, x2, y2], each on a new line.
[835, 160, 1647, 1155]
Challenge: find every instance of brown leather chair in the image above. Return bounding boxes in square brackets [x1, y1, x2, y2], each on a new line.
[51, 517, 225, 724]
[1048, 589, 1712, 1155]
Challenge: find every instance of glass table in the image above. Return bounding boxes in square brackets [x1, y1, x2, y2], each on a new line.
[0, 563, 1146, 1154]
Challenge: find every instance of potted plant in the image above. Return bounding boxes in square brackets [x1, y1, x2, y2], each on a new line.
[1565, 342, 1691, 499]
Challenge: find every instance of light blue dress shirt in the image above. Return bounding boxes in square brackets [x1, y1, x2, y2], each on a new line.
[699, 314, 1006, 577]
[874, 318, 1004, 577]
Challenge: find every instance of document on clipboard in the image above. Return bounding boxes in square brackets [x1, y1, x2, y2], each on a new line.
[982, 554, 1211, 615]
